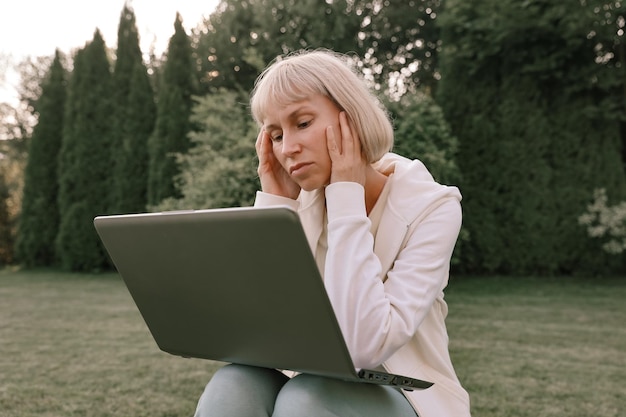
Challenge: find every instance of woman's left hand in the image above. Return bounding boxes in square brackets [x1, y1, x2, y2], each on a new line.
[326, 111, 368, 186]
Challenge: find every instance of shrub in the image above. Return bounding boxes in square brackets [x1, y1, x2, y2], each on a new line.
[579, 188, 626, 255]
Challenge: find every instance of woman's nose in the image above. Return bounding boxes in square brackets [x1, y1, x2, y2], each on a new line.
[280, 132, 301, 156]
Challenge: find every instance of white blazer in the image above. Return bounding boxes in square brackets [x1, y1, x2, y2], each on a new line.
[255, 153, 471, 416]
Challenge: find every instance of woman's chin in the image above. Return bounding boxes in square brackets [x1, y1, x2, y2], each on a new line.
[297, 179, 324, 192]
[292, 172, 331, 192]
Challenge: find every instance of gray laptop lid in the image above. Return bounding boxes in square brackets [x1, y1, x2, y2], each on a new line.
[94, 206, 432, 390]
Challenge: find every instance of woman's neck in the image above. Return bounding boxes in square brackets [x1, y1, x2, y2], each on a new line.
[363, 166, 389, 215]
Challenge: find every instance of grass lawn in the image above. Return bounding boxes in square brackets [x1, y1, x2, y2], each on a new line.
[1, 268, 625, 416]
[446, 275, 626, 417]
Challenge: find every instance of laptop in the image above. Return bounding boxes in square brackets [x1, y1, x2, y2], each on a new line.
[93, 206, 433, 391]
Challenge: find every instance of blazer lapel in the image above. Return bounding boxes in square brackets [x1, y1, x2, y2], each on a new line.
[374, 209, 410, 278]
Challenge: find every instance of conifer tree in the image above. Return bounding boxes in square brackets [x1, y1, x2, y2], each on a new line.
[0, 171, 12, 265]
[438, 0, 626, 275]
[147, 13, 197, 206]
[16, 50, 66, 267]
[111, 4, 156, 214]
[56, 31, 114, 271]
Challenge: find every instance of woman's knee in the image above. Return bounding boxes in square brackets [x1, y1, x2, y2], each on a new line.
[272, 374, 416, 417]
[210, 364, 287, 389]
[273, 374, 332, 417]
[194, 364, 288, 417]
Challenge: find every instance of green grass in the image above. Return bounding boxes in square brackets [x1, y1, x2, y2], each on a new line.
[1, 269, 625, 416]
[446, 275, 626, 417]
[0, 269, 219, 417]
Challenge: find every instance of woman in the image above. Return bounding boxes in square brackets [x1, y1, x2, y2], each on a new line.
[194, 49, 471, 417]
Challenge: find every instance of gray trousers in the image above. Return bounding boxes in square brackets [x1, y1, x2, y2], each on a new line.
[194, 364, 418, 417]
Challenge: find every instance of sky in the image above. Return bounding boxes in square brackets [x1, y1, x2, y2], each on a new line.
[0, 0, 220, 102]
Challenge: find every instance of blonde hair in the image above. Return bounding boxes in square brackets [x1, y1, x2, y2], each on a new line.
[250, 50, 394, 163]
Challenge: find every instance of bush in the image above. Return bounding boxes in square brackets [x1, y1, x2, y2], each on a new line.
[155, 89, 259, 211]
[388, 93, 468, 265]
[388, 92, 461, 186]
[579, 188, 626, 255]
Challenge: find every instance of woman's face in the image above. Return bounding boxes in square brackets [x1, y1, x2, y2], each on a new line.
[263, 94, 342, 191]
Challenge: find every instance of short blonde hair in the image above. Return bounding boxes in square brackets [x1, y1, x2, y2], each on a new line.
[250, 49, 394, 163]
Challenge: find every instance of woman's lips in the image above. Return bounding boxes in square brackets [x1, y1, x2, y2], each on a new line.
[289, 162, 312, 176]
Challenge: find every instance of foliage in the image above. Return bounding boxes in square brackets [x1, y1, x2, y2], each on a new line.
[56, 31, 114, 272]
[0, 53, 48, 266]
[147, 13, 198, 206]
[6, 1, 626, 276]
[387, 92, 467, 265]
[0, 101, 33, 142]
[352, 0, 442, 96]
[0, 172, 12, 264]
[194, 0, 442, 97]
[155, 89, 259, 211]
[437, 0, 626, 275]
[579, 188, 626, 255]
[388, 92, 460, 185]
[15, 51, 67, 267]
[14, 56, 53, 112]
[0, 110, 28, 261]
[110, 4, 156, 215]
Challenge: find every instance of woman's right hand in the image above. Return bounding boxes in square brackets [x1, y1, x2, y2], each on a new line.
[255, 129, 301, 199]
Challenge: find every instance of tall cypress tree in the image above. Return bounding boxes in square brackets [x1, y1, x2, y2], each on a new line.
[147, 13, 197, 206]
[56, 30, 114, 271]
[16, 50, 67, 267]
[110, 4, 156, 214]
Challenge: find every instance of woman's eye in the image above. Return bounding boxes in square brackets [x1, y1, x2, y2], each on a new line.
[298, 120, 311, 129]
[270, 134, 283, 142]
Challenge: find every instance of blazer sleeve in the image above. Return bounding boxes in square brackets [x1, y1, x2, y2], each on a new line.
[323, 181, 462, 370]
[253, 191, 300, 211]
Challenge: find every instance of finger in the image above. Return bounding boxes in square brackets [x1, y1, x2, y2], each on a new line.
[256, 131, 275, 174]
[348, 118, 361, 155]
[339, 111, 358, 157]
[339, 112, 351, 152]
[326, 125, 340, 158]
[256, 130, 269, 155]
[255, 129, 265, 153]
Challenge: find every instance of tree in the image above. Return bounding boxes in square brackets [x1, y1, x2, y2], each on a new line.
[111, 4, 156, 214]
[0, 171, 12, 265]
[194, 0, 359, 93]
[14, 55, 54, 117]
[0, 54, 46, 265]
[16, 50, 67, 267]
[56, 31, 114, 271]
[0, 104, 29, 249]
[437, 0, 626, 275]
[147, 13, 198, 206]
[193, 0, 266, 93]
[353, 0, 442, 97]
[386, 92, 467, 265]
[155, 89, 259, 211]
[194, 0, 442, 98]
[388, 92, 460, 186]
[583, 0, 626, 170]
